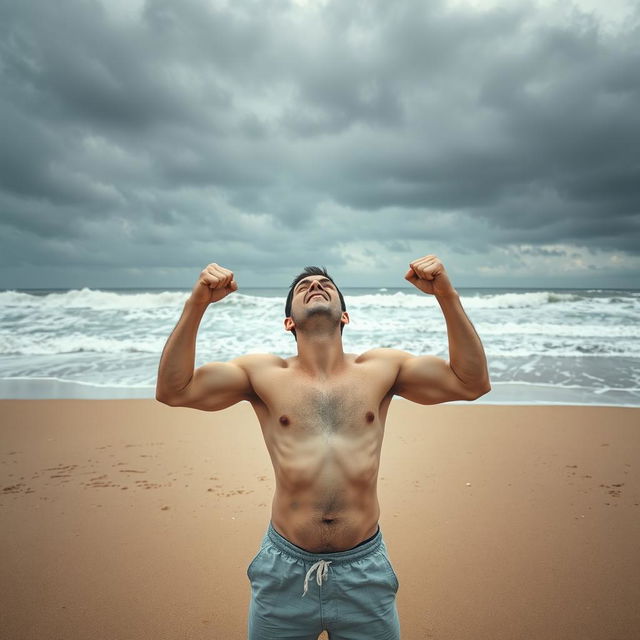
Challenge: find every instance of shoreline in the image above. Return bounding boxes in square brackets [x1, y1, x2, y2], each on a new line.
[1, 377, 638, 406]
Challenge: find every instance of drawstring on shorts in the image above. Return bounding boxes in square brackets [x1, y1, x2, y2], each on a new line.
[302, 559, 332, 597]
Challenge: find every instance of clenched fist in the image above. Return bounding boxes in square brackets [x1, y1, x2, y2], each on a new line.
[404, 255, 457, 298]
[189, 263, 238, 306]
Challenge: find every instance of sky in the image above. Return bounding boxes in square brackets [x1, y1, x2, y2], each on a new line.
[1, 0, 639, 290]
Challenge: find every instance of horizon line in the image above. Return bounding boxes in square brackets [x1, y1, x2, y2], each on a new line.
[4, 285, 640, 292]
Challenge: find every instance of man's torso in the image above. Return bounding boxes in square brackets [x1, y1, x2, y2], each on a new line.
[243, 350, 401, 552]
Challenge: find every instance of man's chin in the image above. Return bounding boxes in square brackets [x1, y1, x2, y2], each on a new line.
[304, 304, 333, 317]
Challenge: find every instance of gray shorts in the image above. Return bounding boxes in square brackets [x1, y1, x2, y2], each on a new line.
[247, 521, 401, 639]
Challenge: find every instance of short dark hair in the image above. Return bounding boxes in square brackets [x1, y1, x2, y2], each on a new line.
[285, 266, 347, 340]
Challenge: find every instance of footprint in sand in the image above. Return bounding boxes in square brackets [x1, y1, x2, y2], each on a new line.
[2, 483, 27, 494]
[600, 483, 624, 500]
[215, 488, 255, 497]
[83, 474, 121, 489]
[46, 464, 79, 473]
[608, 483, 624, 497]
[134, 480, 164, 489]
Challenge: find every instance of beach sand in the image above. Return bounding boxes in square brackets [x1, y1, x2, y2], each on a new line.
[1, 400, 639, 640]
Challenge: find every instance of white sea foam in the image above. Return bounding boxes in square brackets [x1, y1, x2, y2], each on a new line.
[1, 286, 638, 401]
[0, 334, 163, 355]
[1, 287, 637, 311]
[0, 288, 288, 311]
[476, 321, 638, 338]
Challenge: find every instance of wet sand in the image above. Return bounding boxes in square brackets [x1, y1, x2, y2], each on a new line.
[1, 400, 639, 639]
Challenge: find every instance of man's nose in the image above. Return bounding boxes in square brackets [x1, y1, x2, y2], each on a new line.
[306, 282, 326, 300]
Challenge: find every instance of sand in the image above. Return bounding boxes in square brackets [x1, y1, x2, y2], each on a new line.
[1, 400, 639, 640]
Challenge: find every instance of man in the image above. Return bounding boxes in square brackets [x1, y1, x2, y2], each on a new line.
[156, 255, 490, 640]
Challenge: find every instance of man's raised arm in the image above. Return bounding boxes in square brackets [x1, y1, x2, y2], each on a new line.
[392, 255, 491, 404]
[155, 263, 252, 411]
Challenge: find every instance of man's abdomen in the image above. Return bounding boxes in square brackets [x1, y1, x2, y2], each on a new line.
[270, 486, 381, 553]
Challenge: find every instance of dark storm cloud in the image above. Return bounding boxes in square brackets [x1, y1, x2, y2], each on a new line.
[0, 0, 639, 287]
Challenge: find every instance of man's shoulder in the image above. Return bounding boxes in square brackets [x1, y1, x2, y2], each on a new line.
[355, 347, 413, 364]
[230, 352, 288, 372]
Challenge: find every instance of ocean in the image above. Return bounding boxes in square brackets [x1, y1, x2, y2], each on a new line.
[0, 286, 638, 406]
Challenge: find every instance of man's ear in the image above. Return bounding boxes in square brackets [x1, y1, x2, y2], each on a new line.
[284, 317, 295, 332]
[341, 311, 350, 327]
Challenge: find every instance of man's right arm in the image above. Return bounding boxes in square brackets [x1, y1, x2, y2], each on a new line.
[155, 263, 254, 411]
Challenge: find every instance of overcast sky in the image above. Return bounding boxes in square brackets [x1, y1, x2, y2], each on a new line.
[1, 0, 639, 290]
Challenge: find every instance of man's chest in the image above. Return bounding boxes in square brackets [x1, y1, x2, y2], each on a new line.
[249, 366, 395, 436]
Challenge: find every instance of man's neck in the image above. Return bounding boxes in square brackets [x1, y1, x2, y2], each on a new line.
[294, 332, 346, 379]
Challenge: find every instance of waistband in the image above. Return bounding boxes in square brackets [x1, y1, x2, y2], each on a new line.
[267, 521, 382, 565]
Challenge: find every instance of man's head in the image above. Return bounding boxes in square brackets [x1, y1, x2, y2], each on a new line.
[284, 266, 348, 341]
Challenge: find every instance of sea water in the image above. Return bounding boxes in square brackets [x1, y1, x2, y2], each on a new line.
[0, 287, 638, 405]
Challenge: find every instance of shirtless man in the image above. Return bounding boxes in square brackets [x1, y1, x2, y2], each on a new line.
[156, 255, 490, 640]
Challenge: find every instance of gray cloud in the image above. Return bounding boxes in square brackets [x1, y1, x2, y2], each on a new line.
[0, 0, 639, 288]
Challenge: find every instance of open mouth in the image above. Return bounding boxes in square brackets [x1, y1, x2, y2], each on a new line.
[306, 292, 328, 303]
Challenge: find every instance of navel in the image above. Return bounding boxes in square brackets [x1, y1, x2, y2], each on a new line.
[279, 415, 290, 426]
[365, 411, 375, 423]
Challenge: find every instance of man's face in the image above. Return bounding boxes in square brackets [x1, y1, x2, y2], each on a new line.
[285, 275, 349, 335]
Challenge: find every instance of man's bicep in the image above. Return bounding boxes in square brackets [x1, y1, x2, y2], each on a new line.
[393, 354, 477, 404]
[162, 359, 253, 411]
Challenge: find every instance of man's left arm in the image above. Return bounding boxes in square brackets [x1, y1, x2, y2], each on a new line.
[393, 255, 491, 404]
